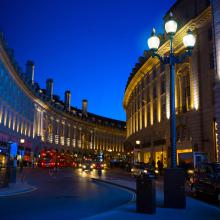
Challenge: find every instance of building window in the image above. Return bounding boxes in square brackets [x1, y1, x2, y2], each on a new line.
[147, 87, 150, 103]
[182, 73, 191, 111]
[147, 105, 151, 126]
[152, 68, 157, 79]
[153, 83, 157, 99]
[161, 101, 166, 121]
[161, 74, 166, 94]
[160, 64, 165, 73]
[153, 102, 157, 124]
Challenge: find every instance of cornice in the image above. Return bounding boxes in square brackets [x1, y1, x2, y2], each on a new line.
[123, 6, 212, 109]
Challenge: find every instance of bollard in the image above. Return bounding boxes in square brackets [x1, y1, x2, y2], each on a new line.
[136, 175, 156, 214]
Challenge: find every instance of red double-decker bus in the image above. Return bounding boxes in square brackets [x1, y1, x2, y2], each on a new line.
[39, 150, 56, 168]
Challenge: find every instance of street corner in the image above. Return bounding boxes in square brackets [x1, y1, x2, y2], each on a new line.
[0, 182, 37, 197]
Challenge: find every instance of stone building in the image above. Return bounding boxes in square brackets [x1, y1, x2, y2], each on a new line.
[123, 0, 220, 166]
[0, 34, 126, 162]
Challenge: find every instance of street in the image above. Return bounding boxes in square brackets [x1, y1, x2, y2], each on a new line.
[0, 168, 133, 220]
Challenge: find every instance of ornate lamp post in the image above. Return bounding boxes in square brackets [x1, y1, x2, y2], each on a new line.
[147, 12, 196, 209]
[147, 13, 196, 168]
[20, 138, 25, 160]
[135, 140, 141, 162]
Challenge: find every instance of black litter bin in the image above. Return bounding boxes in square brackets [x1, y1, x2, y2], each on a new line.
[164, 168, 186, 209]
[136, 174, 156, 214]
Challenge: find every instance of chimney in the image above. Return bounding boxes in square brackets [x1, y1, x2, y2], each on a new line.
[65, 90, 71, 111]
[26, 60, 35, 84]
[46, 78, 53, 99]
[82, 99, 88, 116]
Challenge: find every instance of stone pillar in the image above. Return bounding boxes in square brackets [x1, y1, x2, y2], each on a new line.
[212, 0, 220, 161]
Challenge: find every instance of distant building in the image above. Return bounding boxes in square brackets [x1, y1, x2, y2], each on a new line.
[0, 33, 126, 161]
[123, 0, 220, 166]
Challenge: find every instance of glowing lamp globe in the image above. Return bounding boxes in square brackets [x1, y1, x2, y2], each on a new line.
[148, 28, 160, 51]
[165, 12, 178, 35]
[136, 140, 141, 145]
[183, 29, 196, 49]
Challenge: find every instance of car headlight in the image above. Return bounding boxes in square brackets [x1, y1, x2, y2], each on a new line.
[143, 170, 148, 173]
[187, 169, 194, 174]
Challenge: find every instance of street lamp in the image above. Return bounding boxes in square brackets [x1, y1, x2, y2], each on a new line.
[136, 140, 141, 145]
[147, 12, 196, 209]
[135, 140, 141, 162]
[20, 139, 25, 159]
[147, 12, 196, 168]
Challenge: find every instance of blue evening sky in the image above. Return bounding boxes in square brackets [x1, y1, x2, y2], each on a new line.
[0, 0, 176, 121]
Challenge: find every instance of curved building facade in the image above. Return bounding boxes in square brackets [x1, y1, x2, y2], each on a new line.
[123, 0, 220, 166]
[0, 33, 126, 162]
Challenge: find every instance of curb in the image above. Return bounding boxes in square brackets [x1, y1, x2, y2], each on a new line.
[91, 178, 136, 193]
[0, 185, 37, 197]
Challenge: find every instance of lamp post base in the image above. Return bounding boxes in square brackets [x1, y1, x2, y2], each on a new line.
[164, 168, 186, 209]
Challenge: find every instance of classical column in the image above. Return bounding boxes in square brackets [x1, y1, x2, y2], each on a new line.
[212, 0, 220, 161]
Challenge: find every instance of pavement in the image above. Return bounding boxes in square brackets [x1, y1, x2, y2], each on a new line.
[0, 168, 133, 220]
[0, 168, 219, 220]
[0, 181, 37, 197]
[86, 174, 220, 220]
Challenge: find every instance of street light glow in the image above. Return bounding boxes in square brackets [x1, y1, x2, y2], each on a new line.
[136, 140, 141, 145]
[183, 29, 196, 49]
[165, 12, 178, 35]
[148, 28, 160, 51]
[20, 139, 25, 144]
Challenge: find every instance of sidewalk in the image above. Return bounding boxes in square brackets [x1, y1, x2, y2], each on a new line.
[87, 176, 220, 220]
[0, 169, 37, 198]
[0, 180, 36, 197]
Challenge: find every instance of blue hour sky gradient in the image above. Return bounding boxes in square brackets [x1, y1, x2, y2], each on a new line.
[0, 0, 176, 121]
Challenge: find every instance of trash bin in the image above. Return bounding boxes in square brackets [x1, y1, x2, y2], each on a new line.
[164, 168, 186, 209]
[136, 174, 156, 214]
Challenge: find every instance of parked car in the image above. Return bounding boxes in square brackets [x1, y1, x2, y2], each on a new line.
[131, 163, 158, 178]
[190, 162, 220, 202]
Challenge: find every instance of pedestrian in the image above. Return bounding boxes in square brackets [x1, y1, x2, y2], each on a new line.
[151, 160, 155, 168]
[157, 160, 163, 175]
[19, 160, 25, 182]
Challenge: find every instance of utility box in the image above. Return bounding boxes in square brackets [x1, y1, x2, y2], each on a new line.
[136, 175, 156, 214]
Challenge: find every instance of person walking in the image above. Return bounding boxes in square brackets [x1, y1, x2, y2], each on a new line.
[19, 160, 25, 182]
[157, 160, 163, 175]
